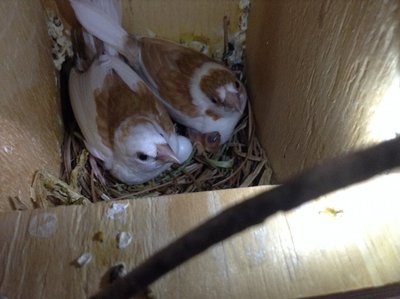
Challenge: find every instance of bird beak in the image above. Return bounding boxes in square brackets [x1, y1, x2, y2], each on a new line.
[205, 132, 221, 153]
[225, 92, 241, 112]
[156, 143, 180, 164]
[188, 129, 221, 154]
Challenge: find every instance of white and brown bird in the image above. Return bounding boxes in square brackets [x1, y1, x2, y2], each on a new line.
[69, 22, 192, 184]
[69, 0, 248, 153]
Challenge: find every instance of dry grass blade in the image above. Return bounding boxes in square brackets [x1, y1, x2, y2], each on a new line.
[69, 150, 88, 191]
[240, 160, 266, 187]
[32, 171, 91, 207]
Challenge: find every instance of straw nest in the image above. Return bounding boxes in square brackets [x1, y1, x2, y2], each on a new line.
[59, 102, 271, 203]
[31, 87, 272, 208]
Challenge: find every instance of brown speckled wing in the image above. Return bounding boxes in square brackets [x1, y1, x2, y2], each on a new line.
[94, 73, 174, 148]
[139, 37, 215, 118]
[200, 68, 236, 108]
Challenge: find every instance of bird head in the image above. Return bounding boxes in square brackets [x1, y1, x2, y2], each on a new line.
[200, 68, 247, 113]
[111, 120, 181, 184]
[188, 129, 221, 154]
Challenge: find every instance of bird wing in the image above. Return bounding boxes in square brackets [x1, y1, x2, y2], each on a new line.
[105, 55, 175, 137]
[69, 59, 114, 164]
[138, 37, 214, 118]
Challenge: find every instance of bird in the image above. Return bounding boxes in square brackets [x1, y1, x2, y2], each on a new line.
[68, 21, 192, 184]
[69, 0, 248, 153]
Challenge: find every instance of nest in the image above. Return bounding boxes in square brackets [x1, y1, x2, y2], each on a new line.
[54, 101, 272, 204]
[30, 2, 272, 207]
[31, 98, 272, 208]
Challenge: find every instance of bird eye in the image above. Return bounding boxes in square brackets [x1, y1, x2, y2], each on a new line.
[210, 97, 218, 104]
[234, 79, 241, 89]
[137, 152, 148, 161]
[207, 132, 220, 144]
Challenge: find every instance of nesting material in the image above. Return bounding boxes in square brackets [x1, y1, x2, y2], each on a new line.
[33, 1, 272, 206]
[31, 171, 91, 208]
[45, 8, 73, 71]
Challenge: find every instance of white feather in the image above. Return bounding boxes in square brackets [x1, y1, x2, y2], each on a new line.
[103, 55, 142, 90]
[216, 86, 226, 101]
[69, 0, 127, 55]
[69, 60, 113, 166]
[81, 30, 97, 61]
[226, 83, 236, 93]
[88, 0, 122, 56]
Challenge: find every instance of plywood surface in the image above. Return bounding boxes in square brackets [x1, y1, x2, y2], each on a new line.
[0, 0, 63, 211]
[1, 175, 400, 298]
[246, 0, 400, 181]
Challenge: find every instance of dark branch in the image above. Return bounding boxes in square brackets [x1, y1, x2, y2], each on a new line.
[91, 137, 400, 299]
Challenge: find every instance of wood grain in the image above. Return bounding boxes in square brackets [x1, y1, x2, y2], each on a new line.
[1, 176, 400, 298]
[246, 0, 400, 181]
[0, 0, 63, 211]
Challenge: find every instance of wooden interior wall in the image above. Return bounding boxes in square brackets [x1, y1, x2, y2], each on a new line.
[54, 0, 243, 52]
[0, 0, 63, 211]
[246, 0, 400, 182]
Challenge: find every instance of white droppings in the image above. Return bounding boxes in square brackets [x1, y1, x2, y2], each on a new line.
[76, 253, 92, 267]
[116, 232, 133, 249]
[2, 145, 13, 154]
[216, 86, 226, 100]
[106, 202, 129, 220]
[28, 213, 58, 238]
[239, 0, 250, 10]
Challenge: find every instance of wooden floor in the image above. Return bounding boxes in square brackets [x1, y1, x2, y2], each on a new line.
[0, 173, 400, 298]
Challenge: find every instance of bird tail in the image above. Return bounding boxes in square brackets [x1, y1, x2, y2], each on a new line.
[69, 0, 143, 88]
[69, 0, 134, 62]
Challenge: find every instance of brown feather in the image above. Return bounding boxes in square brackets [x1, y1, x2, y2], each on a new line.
[139, 37, 218, 118]
[94, 73, 174, 148]
[200, 69, 236, 107]
[205, 109, 220, 121]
